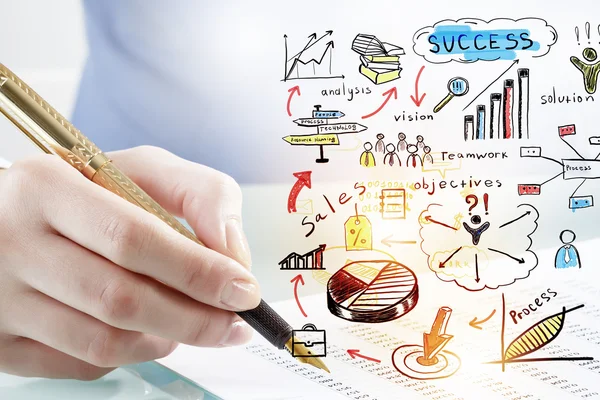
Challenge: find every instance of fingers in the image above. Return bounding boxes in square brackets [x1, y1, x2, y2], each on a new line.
[108, 146, 252, 269]
[5, 154, 261, 312]
[17, 233, 253, 347]
[3, 290, 176, 368]
[0, 336, 114, 380]
[41, 168, 261, 311]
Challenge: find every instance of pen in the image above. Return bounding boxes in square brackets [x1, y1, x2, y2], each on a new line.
[0, 63, 330, 374]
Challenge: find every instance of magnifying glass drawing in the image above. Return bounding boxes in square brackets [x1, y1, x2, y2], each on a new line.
[433, 77, 469, 113]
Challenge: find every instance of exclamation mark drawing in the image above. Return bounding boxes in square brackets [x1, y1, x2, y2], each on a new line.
[483, 193, 489, 215]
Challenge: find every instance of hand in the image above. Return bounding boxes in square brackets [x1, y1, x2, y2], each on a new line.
[0, 146, 259, 380]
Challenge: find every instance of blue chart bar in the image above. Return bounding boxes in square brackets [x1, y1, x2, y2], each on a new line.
[476, 105, 486, 140]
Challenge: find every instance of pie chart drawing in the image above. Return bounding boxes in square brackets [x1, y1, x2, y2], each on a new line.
[326, 260, 419, 323]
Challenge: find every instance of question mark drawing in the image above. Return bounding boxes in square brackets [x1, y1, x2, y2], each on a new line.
[466, 194, 478, 215]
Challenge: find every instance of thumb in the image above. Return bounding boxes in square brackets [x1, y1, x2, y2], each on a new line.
[106, 145, 252, 269]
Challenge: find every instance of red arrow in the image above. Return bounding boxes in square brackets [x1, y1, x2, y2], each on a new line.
[410, 66, 426, 107]
[439, 246, 463, 268]
[425, 216, 457, 231]
[288, 171, 312, 213]
[287, 86, 301, 117]
[423, 307, 453, 361]
[362, 87, 397, 119]
[290, 274, 307, 318]
[347, 349, 381, 363]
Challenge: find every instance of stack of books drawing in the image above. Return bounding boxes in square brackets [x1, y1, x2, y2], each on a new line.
[351, 34, 405, 85]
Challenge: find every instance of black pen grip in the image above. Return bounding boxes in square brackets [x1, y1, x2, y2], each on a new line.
[236, 299, 293, 349]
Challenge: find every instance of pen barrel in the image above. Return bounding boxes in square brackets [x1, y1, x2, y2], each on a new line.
[92, 162, 202, 244]
[237, 299, 293, 349]
[0, 64, 96, 162]
[0, 63, 202, 245]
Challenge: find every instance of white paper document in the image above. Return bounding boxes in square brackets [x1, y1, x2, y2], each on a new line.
[160, 243, 600, 400]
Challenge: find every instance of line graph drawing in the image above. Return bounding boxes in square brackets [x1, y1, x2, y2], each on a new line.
[486, 294, 593, 371]
[283, 30, 345, 81]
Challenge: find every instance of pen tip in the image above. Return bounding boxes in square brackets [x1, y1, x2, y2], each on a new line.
[285, 340, 331, 373]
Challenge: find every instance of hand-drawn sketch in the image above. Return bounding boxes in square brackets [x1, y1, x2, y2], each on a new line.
[379, 188, 406, 220]
[518, 125, 599, 210]
[422, 152, 462, 178]
[433, 77, 469, 113]
[463, 65, 530, 141]
[406, 144, 423, 168]
[360, 132, 433, 168]
[345, 204, 373, 251]
[283, 31, 344, 81]
[291, 324, 327, 358]
[392, 307, 461, 380]
[351, 34, 405, 85]
[413, 18, 557, 64]
[487, 294, 593, 371]
[327, 260, 418, 323]
[375, 133, 386, 153]
[571, 22, 600, 94]
[283, 105, 367, 163]
[359, 142, 376, 167]
[279, 244, 326, 270]
[383, 143, 401, 166]
[555, 229, 582, 269]
[288, 171, 312, 213]
[397, 132, 408, 152]
[420, 200, 539, 291]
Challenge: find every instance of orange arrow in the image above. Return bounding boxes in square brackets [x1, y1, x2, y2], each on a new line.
[469, 309, 496, 330]
[423, 307, 453, 361]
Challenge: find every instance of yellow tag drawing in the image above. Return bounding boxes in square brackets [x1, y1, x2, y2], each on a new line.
[344, 213, 372, 251]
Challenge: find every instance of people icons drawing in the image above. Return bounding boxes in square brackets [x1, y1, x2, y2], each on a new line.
[359, 142, 376, 168]
[383, 143, 401, 167]
[555, 229, 581, 269]
[571, 47, 600, 94]
[397, 132, 407, 152]
[359, 132, 433, 168]
[375, 133, 386, 153]
[406, 144, 423, 168]
[423, 146, 433, 164]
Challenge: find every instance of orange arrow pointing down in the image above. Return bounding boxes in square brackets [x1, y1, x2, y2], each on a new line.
[422, 306, 453, 363]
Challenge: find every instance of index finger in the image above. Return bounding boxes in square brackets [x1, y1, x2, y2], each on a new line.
[41, 165, 261, 312]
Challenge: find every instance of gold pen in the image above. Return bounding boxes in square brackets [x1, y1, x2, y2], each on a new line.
[0, 64, 330, 374]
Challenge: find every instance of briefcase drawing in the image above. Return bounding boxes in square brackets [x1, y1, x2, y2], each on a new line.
[292, 323, 327, 357]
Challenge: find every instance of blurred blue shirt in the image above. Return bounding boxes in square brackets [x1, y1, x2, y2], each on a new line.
[72, 0, 301, 183]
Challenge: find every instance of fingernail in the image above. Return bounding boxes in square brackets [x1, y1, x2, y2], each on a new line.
[226, 218, 252, 269]
[221, 320, 253, 346]
[221, 279, 258, 310]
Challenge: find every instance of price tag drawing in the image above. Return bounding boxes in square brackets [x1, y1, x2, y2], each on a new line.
[345, 204, 373, 251]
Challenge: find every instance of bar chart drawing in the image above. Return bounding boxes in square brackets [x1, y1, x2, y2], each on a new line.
[463, 68, 530, 141]
[279, 244, 326, 270]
